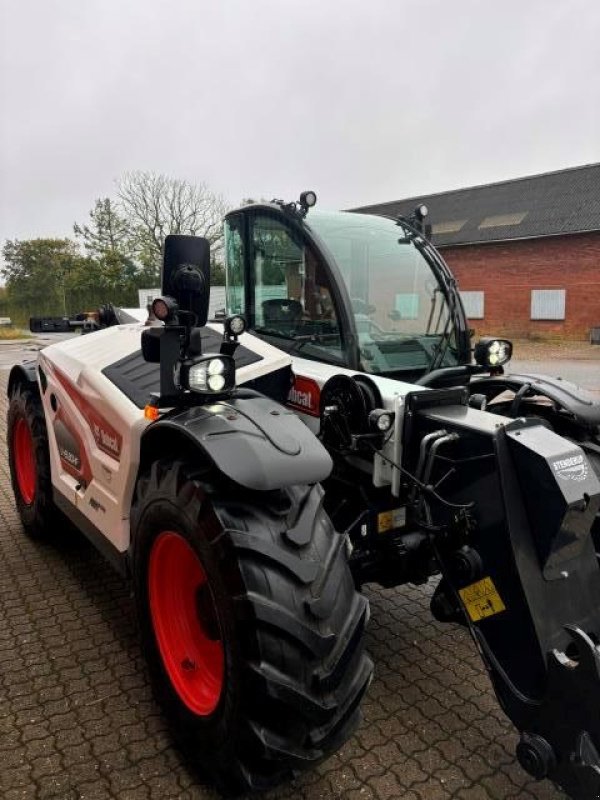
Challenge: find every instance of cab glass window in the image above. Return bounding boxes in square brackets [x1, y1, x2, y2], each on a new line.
[224, 217, 245, 315]
[251, 214, 344, 365]
[307, 211, 459, 374]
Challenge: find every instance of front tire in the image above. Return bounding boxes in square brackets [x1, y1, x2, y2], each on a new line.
[131, 460, 372, 795]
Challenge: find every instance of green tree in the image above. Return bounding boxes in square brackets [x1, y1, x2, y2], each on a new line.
[1, 238, 87, 316]
[73, 198, 137, 291]
[74, 197, 130, 257]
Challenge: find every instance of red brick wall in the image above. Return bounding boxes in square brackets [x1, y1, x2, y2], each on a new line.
[440, 232, 600, 340]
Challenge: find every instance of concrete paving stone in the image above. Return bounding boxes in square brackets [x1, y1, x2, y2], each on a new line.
[319, 768, 363, 797]
[72, 778, 114, 799]
[411, 778, 453, 799]
[367, 771, 410, 799]
[434, 764, 471, 793]
[350, 752, 387, 781]
[390, 755, 432, 786]
[148, 773, 187, 799]
[453, 785, 493, 800]
[117, 787, 151, 800]
[3, 789, 39, 800]
[344, 788, 376, 800]
[126, 736, 164, 762]
[4, 748, 28, 769]
[30, 752, 65, 781]
[1, 764, 34, 792]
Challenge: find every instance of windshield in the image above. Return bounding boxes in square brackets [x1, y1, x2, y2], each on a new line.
[306, 211, 459, 374]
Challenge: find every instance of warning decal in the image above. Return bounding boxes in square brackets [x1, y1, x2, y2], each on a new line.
[459, 577, 506, 623]
[378, 507, 407, 534]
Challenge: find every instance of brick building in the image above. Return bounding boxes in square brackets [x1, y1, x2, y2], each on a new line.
[352, 163, 600, 341]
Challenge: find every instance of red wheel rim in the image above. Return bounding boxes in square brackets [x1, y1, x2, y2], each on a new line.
[13, 417, 36, 505]
[148, 531, 224, 715]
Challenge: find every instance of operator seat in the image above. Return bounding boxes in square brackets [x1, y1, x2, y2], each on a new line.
[262, 299, 303, 333]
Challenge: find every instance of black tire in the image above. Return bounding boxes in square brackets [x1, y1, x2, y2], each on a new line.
[131, 460, 372, 796]
[589, 451, 600, 554]
[7, 382, 59, 538]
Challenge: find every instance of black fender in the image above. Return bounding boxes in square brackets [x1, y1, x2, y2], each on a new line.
[140, 391, 332, 491]
[473, 372, 600, 431]
[7, 361, 38, 398]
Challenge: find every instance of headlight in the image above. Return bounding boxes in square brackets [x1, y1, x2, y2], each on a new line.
[474, 338, 513, 368]
[180, 355, 235, 394]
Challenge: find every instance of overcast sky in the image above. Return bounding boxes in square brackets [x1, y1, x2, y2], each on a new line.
[1, 0, 599, 245]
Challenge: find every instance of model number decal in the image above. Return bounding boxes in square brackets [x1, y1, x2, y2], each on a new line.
[552, 453, 588, 482]
[287, 376, 321, 417]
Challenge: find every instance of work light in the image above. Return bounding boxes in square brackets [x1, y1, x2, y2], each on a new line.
[224, 314, 246, 338]
[152, 296, 179, 323]
[179, 355, 236, 394]
[300, 190, 317, 208]
[474, 338, 513, 368]
[369, 409, 395, 433]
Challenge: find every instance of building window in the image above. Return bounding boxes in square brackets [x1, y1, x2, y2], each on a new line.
[460, 290, 484, 319]
[394, 292, 420, 319]
[432, 219, 467, 235]
[478, 212, 528, 229]
[531, 289, 566, 320]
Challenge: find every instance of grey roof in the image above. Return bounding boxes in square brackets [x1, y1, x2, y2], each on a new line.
[349, 163, 600, 247]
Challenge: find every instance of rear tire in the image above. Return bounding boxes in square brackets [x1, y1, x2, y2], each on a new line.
[7, 383, 59, 538]
[131, 460, 372, 796]
[589, 451, 600, 554]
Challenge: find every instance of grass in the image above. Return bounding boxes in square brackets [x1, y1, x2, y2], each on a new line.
[0, 327, 33, 341]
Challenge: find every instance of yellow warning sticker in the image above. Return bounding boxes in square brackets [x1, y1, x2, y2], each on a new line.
[378, 507, 406, 533]
[459, 576, 506, 623]
[378, 511, 392, 533]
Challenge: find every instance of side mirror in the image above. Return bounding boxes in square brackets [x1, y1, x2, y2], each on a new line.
[162, 235, 211, 327]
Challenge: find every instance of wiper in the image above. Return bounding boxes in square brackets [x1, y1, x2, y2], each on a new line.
[254, 327, 340, 352]
[427, 280, 459, 372]
[426, 287, 442, 335]
[395, 217, 419, 244]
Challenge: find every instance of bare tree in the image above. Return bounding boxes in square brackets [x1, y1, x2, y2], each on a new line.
[116, 172, 228, 266]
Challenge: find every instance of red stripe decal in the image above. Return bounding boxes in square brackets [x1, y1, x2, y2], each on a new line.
[54, 368, 123, 460]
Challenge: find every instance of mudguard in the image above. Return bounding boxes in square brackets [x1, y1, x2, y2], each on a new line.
[7, 362, 38, 397]
[474, 372, 600, 429]
[141, 391, 332, 491]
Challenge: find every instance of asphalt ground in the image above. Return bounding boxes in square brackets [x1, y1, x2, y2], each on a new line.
[1, 336, 591, 800]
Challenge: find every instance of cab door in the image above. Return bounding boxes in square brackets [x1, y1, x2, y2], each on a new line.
[225, 208, 358, 370]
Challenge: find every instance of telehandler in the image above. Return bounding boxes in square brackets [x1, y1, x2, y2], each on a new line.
[7, 192, 600, 797]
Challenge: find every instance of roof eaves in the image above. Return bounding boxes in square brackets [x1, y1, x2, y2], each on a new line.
[436, 226, 600, 248]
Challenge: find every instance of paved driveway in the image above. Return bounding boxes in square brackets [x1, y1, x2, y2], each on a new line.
[0, 370, 567, 798]
[510, 359, 600, 392]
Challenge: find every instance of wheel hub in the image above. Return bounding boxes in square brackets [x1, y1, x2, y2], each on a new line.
[148, 532, 224, 716]
[13, 416, 36, 505]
